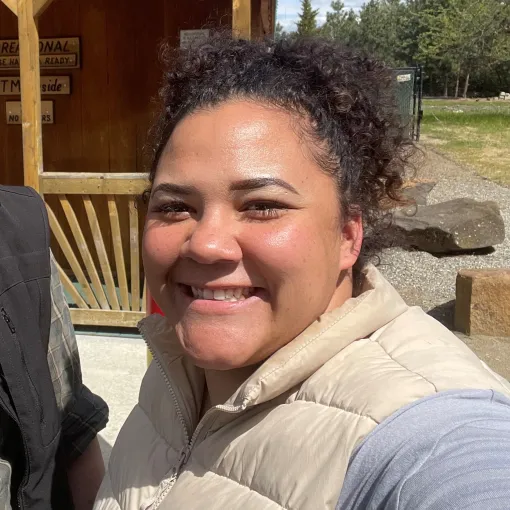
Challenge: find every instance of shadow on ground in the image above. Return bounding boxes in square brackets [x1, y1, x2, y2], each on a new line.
[427, 301, 510, 382]
[427, 300, 455, 330]
[98, 434, 113, 467]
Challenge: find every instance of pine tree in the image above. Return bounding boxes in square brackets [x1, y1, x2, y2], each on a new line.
[275, 22, 288, 40]
[296, 0, 319, 36]
[321, 1, 359, 45]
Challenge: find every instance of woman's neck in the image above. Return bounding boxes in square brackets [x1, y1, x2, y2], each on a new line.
[203, 365, 258, 411]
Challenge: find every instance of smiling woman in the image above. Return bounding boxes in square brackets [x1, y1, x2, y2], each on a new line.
[94, 35, 510, 510]
[144, 100, 362, 370]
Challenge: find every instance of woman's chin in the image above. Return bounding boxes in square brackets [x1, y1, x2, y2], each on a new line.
[176, 323, 267, 370]
[179, 341, 261, 371]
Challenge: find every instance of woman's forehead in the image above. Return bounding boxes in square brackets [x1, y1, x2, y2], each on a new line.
[158, 101, 319, 180]
[169, 101, 295, 147]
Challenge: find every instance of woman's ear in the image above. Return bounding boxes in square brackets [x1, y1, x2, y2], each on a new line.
[339, 214, 363, 271]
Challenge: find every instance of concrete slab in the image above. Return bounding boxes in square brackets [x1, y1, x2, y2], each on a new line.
[458, 333, 510, 382]
[76, 335, 147, 466]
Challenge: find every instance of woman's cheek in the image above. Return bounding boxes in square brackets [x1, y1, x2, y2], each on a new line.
[143, 223, 179, 268]
[246, 223, 314, 268]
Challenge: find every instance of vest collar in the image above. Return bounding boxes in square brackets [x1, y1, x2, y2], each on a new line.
[139, 265, 408, 413]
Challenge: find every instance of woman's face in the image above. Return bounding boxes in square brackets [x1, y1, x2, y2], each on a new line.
[143, 100, 362, 369]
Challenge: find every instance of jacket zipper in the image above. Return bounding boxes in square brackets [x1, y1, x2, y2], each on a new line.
[140, 331, 191, 510]
[1, 308, 16, 334]
[140, 326, 247, 510]
[149, 402, 246, 509]
[0, 308, 28, 510]
[142, 336, 191, 444]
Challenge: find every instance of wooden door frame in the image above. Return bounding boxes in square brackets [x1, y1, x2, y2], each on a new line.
[0, 0, 56, 191]
[0, 0, 285, 330]
[1, 0, 251, 193]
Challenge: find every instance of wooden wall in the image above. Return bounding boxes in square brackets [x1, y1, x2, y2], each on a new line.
[0, 0, 272, 290]
[0, 0, 236, 186]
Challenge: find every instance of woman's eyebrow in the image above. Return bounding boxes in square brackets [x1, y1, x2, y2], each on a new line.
[151, 178, 300, 197]
[151, 183, 197, 196]
[230, 177, 300, 195]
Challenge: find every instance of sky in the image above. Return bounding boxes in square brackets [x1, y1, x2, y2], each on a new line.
[277, 0, 365, 31]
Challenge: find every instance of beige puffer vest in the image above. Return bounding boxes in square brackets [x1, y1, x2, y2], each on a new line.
[94, 266, 510, 510]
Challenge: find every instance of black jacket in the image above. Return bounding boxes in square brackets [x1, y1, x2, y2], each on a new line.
[0, 186, 72, 510]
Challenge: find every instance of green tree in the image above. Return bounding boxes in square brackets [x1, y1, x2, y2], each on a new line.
[356, 0, 407, 66]
[275, 22, 287, 40]
[316, 0, 510, 96]
[296, 0, 319, 36]
[320, 1, 359, 46]
[418, 0, 510, 97]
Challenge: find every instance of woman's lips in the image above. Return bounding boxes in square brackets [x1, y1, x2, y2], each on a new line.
[176, 284, 266, 315]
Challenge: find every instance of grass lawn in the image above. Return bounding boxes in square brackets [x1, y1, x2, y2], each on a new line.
[420, 99, 510, 186]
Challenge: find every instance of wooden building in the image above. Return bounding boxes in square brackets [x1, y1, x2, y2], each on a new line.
[0, 0, 275, 327]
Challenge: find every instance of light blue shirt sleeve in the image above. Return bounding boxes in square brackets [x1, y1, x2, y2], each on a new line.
[337, 389, 510, 510]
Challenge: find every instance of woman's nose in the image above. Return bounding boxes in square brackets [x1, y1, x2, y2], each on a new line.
[180, 214, 242, 265]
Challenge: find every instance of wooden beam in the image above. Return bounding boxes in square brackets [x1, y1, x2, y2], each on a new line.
[41, 172, 149, 195]
[1, 0, 17, 16]
[260, 0, 276, 36]
[233, 0, 251, 39]
[17, 0, 43, 191]
[129, 197, 141, 312]
[107, 195, 130, 311]
[33, 0, 54, 18]
[70, 309, 145, 328]
[82, 195, 121, 311]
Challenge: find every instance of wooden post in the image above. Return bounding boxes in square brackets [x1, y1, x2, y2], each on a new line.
[17, 0, 43, 191]
[233, 0, 251, 39]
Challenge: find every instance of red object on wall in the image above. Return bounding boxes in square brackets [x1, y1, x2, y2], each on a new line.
[147, 291, 163, 316]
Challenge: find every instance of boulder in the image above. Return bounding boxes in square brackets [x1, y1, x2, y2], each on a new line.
[391, 198, 505, 253]
[455, 269, 510, 336]
[400, 181, 436, 206]
[380, 180, 436, 210]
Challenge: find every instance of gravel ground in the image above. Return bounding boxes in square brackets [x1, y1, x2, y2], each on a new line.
[378, 148, 510, 328]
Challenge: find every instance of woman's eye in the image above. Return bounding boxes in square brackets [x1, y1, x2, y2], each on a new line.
[151, 202, 192, 219]
[243, 202, 287, 219]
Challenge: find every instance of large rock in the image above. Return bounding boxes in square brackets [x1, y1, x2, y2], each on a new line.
[391, 198, 505, 253]
[380, 180, 436, 210]
[455, 269, 510, 336]
[400, 181, 436, 206]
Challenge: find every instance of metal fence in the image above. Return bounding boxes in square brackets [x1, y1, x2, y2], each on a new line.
[393, 66, 423, 141]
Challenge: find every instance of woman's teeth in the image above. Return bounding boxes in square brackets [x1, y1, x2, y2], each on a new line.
[190, 286, 254, 301]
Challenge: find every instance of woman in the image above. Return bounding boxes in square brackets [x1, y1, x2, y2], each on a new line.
[95, 36, 510, 510]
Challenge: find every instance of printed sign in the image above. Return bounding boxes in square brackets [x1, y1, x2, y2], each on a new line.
[396, 74, 412, 83]
[180, 29, 209, 48]
[6, 100, 54, 124]
[0, 76, 71, 95]
[0, 53, 78, 69]
[0, 37, 80, 69]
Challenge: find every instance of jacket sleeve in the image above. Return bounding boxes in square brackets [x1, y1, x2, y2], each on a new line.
[48, 251, 109, 462]
[337, 389, 510, 510]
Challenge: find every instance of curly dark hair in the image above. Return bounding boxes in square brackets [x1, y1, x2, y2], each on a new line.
[146, 33, 414, 268]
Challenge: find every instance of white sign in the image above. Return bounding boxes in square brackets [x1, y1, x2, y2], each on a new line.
[180, 29, 209, 49]
[0, 37, 80, 55]
[0, 53, 78, 70]
[0, 37, 80, 69]
[6, 100, 54, 124]
[396, 74, 412, 83]
[0, 76, 71, 95]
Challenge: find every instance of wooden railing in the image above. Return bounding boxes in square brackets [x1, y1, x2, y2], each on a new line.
[41, 173, 148, 327]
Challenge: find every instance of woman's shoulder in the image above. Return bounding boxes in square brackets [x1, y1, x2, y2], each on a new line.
[370, 305, 510, 394]
[304, 304, 510, 427]
[338, 388, 510, 510]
